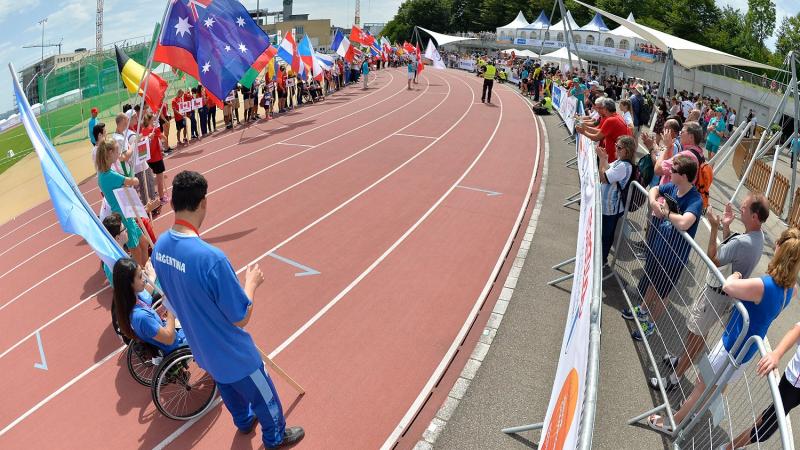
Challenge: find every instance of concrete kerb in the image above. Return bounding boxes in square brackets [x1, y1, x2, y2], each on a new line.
[413, 91, 551, 449]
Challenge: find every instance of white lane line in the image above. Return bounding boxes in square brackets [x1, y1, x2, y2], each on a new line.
[412, 80, 548, 448]
[0, 72, 397, 246]
[0, 71, 453, 439]
[0, 71, 432, 358]
[154, 70, 479, 450]
[395, 133, 437, 139]
[0, 346, 125, 438]
[0, 73, 407, 300]
[277, 143, 313, 148]
[0, 72, 425, 352]
[380, 71, 518, 449]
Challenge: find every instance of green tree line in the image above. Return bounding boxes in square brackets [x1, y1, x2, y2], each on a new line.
[382, 0, 800, 68]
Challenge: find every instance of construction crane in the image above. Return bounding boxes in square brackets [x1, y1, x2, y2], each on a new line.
[354, 0, 360, 26]
[96, 0, 103, 55]
[22, 38, 64, 58]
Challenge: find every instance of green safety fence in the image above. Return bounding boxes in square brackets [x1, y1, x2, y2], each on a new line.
[0, 38, 198, 176]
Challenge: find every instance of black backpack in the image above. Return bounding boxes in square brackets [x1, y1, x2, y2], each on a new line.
[615, 160, 646, 212]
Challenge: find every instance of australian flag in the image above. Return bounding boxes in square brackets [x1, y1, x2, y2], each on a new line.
[154, 0, 271, 103]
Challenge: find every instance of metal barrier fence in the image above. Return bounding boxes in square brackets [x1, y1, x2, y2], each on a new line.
[610, 181, 794, 448]
[502, 114, 601, 450]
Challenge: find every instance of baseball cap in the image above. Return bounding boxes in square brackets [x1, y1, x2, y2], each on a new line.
[91, 107, 98, 114]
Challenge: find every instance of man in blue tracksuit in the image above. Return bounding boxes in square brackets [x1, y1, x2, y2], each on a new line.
[153, 171, 304, 449]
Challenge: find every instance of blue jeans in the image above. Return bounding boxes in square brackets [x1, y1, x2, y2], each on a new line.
[602, 212, 623, 265]
[216, 365, 286, 447]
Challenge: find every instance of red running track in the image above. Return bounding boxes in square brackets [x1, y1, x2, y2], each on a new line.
[0, 67, 543, 449]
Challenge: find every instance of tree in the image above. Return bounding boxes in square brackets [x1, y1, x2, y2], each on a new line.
[775, 13, 800, 61]
[706, 6, 747, 57]
[383, 0, 451, 43]
[745, 0, 776, 46]
[450, 0, 483, 32]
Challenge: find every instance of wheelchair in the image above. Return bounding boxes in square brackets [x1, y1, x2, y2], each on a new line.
[126, 340, 218, 420]
[112, 289, 217, 420]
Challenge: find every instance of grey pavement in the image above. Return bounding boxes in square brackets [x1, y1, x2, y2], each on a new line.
[434, 113, 666, 449]
[433, 113, 800, 449]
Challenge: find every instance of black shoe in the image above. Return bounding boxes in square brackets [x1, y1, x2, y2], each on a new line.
[481, 98, 485, 103]
[266, 426, 305, 448]
[238, 417, 257, 434]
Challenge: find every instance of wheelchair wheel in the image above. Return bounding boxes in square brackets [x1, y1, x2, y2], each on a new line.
[126, 341, 160, 387]
[151, 347, 217, 420]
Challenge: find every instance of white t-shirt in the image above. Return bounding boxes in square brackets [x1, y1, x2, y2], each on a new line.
[681, 100, 694, 118]
[622, 111, 633, 127]
[784, 324, 800, 386]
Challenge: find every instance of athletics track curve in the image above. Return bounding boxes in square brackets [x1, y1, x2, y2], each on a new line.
[0, 67, 544, 450]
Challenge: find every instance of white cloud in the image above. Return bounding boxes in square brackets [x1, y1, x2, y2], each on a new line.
[48, 1, 92, 28]
[0, 0, 38, 22]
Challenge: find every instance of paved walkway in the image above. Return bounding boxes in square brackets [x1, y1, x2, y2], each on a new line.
[431, 113, 800, 448]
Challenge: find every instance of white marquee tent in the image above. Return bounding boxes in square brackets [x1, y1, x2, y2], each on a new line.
[497, 11, 530, 41]
[574, 0, 778, 70]
[548, 11, 580, 32]
[540, 46, 583, 67]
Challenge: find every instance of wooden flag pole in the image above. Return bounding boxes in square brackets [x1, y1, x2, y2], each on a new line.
[256, 345, 305, 395]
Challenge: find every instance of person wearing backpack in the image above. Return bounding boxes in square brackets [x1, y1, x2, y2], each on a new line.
[658, 121, 713, 211]
[599, 135, 636, 265]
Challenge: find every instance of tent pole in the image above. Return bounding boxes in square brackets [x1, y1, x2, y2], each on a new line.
[650, 49, 671, 129]
[538, 0, 559, 57]
[789, 51, 799, 212]
[558, 0, 581, 72]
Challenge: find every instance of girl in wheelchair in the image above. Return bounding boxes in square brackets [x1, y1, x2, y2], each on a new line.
[112, 257, 187, 354]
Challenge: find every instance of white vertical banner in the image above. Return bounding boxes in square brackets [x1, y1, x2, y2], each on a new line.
[539, 133, 597, 449]
[551, 83, 578, 134]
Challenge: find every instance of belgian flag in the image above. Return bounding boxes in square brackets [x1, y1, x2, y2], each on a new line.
[115, 45, 168, 112]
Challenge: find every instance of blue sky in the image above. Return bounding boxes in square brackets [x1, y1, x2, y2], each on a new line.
[0, 0, 797, 113]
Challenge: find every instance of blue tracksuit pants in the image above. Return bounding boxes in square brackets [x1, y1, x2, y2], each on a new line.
[216, 364, 286, 447]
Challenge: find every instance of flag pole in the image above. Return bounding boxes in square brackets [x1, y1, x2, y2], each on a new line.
[132, 3, 174, 219]
[8, 62, 128, 267]
[255, 345, 305, 394]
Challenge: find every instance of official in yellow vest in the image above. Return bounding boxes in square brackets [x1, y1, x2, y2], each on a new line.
[481, 61, 496, 104]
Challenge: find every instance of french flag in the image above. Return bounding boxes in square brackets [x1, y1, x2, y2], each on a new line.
[298, 35, 315, 74]
[278, 30, 301, 75]
[332, 30, 355, 63]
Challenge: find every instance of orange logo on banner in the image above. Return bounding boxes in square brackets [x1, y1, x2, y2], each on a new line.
[541, 368, 580, 450]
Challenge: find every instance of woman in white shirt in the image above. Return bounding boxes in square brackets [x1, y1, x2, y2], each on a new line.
[619, 99, 635, 131]
[721, 322, 800, 449]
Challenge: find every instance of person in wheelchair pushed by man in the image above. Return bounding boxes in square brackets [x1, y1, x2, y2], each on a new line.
[112, 257, 187, 355]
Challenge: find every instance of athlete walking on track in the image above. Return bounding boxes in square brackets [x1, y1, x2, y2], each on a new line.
[152, 171, 305, 449]
[481, 60, 496, 104]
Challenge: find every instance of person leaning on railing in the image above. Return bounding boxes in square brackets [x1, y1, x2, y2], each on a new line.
[647, 228, 800, 434]
[598, 136, 636, 266]
[649, 194, 768, 391]
[622, 154, 703, 340]
[723, 321, 800, 449]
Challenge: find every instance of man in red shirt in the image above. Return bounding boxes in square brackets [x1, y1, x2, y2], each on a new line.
[575, 97, 630, 162]
[171, 90, 188, 145]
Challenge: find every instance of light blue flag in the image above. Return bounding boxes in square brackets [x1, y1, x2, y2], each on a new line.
[9, 64, 127, 270]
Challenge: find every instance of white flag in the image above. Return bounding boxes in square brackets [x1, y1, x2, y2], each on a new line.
[423, 39, 446, 70]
